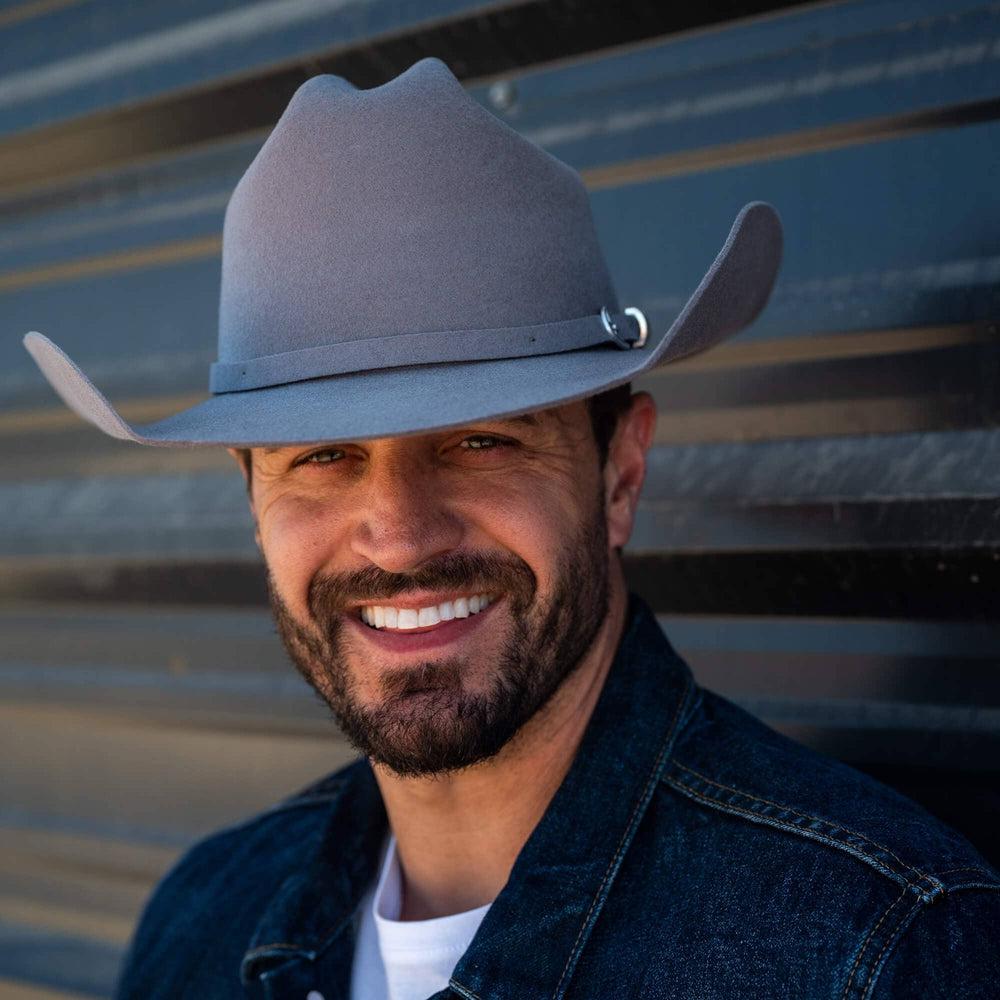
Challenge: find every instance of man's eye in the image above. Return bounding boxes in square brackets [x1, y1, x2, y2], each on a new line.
[459, 435, 508, 451]
[299, 448, 345, 465]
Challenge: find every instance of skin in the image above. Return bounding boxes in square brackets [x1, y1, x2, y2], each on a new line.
[230, 391, 656, 920]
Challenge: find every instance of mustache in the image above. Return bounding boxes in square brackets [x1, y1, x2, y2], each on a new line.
[307, 550, 537, 618]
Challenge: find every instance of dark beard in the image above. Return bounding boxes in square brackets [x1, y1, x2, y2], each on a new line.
[268, 501, 610, 777]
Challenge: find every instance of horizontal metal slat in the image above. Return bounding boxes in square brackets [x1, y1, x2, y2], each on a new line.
[0, 920, 122, 998]
[0, 0, 505, 138]
[3, 604, 999, 752]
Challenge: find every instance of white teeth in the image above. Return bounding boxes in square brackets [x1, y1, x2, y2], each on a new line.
[418, 606, 441, 627]
[359, 594, 491, 630]
[397, 609, 419, 630]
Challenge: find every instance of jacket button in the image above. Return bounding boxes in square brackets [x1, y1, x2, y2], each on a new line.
[306, 993, 325, 1000]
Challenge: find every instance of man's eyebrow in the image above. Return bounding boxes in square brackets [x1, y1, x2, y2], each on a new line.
[259, 414, 540, 454]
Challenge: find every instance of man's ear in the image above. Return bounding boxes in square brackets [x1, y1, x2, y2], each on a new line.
[603, 392, 656, 551]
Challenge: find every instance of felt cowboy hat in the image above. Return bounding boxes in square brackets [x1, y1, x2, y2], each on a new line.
[23, 57, 782, 448]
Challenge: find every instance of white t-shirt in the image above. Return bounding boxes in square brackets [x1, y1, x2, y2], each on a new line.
[349, 836, 492, 1000]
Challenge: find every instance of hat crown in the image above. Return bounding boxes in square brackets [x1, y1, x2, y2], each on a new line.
[218, 57, 619, 365]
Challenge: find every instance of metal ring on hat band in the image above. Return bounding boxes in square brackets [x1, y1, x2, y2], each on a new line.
[601, 306, 648, 349]
[624, 306, 649, 347]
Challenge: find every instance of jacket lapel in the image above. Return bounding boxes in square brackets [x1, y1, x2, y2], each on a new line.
[449, 598, 695, 1000]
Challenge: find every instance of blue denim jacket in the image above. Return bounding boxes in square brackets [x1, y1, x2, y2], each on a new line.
[115, 597, 1000, 998]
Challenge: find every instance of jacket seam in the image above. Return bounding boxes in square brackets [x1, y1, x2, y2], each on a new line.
[672, 762, 926, 883]
[550, 674, 695, 1000]
[663, 773, 942, 897]
[840, 885, 909, 1000]
[450, 982, 483, 1000]
[242, 943, 308, 959]
[861, 884, 1000, 999]
[927, 865, 993, 877]
[667, 762, 945, 897]
[858, 894, 924, 1000]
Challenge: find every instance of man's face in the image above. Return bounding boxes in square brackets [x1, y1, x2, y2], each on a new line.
[244, 399, 646, 777]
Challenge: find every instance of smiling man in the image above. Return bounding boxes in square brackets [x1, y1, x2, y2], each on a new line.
[24, 57, 999, 1000]
[250, 401, 629, 786]
[244, 393, 647, 948]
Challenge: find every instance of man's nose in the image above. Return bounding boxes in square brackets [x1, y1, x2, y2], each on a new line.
[349, 456, 463, 573]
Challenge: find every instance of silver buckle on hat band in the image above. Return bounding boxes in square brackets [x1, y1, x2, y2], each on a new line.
[625, 306, 648, 347]
[601, 306, 648, 350]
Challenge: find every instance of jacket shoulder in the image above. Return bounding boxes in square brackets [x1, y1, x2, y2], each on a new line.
[655, 688, 1000, 997]
[113, 758, 364, 998]
[663, 687, 1000, 897]
[160, 756, 358, 883]
[867, 884, 1000, 998]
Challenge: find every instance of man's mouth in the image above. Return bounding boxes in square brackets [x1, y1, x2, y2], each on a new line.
[358, 593, 494, 631]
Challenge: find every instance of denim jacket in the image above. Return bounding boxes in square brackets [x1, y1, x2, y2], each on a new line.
[115, 597, 1000, 999]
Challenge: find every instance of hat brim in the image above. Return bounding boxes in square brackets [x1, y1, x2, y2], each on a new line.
[23, 202, 782, 448]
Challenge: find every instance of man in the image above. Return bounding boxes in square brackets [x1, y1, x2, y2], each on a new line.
[25, 57, 999, 999]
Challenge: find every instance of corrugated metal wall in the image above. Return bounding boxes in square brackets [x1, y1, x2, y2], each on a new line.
[2, 0, 998, 995]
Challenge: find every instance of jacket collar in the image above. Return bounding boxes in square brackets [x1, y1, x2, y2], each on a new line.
[241, 595, 695, 999]
[449, 596, 695, 1000]
[239, 759, 386, 995]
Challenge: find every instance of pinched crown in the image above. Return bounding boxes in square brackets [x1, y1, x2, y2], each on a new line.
[216, 57, 619, 369]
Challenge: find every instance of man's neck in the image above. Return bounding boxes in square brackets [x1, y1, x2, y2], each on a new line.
[370, 573, 628, 921]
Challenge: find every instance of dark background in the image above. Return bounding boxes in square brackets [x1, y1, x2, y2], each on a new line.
[1, 0, 999, 995]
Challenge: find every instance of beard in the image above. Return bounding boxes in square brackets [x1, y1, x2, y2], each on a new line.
[268, 498, 610, 778]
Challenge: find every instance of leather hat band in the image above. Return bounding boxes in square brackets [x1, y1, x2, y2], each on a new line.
[209, 309, 645, 394]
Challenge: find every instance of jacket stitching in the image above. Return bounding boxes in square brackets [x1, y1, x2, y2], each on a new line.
[243, 943, 304, 956]
[670, 762, 937, 891]
[928, 865, 994, 877]
[552, 675, 694, 1000]
[672, 762, 920, 878]
[945, 880, 1000, 893]
[449, 982, 483, 1000]
[553, 678, 690, 997]
[663, 777, 927, 895]
[859, 894, 924, 1000]
[840, 886, 908, 1000]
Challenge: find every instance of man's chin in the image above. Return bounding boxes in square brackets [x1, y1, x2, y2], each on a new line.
[351, 710, 513, 778]
[329, 664, 525, 776]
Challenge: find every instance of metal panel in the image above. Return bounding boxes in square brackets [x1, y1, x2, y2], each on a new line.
[0, 0, 505, 135]
[1, 0, 999, 994]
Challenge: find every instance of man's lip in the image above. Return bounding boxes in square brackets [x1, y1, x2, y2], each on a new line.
[348, 590, 493, 613]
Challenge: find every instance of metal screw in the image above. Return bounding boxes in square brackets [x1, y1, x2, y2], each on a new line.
[488, 79, 517, 112]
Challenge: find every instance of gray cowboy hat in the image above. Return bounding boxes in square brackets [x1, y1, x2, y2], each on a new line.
[23, 57, 782, 448]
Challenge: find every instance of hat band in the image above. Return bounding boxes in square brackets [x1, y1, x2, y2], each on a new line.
[209, 310, 644, 393]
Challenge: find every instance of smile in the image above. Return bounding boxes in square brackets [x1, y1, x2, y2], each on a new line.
[359, 593, 494, 631]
